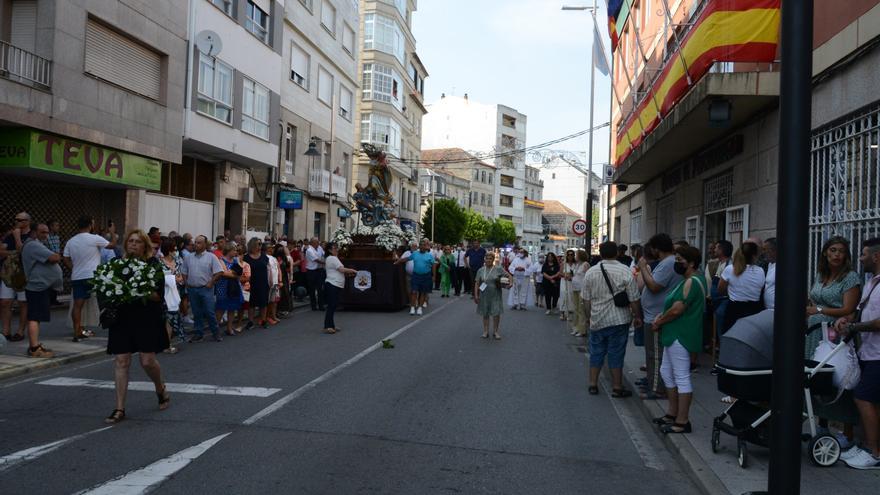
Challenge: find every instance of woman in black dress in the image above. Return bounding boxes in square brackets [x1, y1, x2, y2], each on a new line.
[105, 229, 170, 424]
[244, 237, 270, 328]
[542, 252, 562, 314]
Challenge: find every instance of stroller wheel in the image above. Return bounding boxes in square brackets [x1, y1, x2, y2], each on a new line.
[711, 427, 720, 454]
[737, 440, 749, 468]
[808, 435, 840, 467]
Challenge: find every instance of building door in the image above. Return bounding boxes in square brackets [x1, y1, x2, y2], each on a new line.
[314, 212, 325, 240]
[225, 199, 243, 236]
[703, 205, 749, 252]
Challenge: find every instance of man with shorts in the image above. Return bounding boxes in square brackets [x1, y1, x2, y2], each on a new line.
[64, 216, 114, 342]
[397, 239, 436, 316]
[21, 224, 62, 358]
[1, 212, 31, 341]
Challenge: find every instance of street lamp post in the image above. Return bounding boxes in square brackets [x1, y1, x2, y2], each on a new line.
[562, 2, 599, 251]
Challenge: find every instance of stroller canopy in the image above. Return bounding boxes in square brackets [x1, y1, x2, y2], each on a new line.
[719, 309, 775, 369]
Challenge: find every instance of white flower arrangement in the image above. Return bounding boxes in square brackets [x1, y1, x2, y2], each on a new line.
[91, 257, 163, 306]
[330, 227, 353, 247]
[346, 221, 419, 252]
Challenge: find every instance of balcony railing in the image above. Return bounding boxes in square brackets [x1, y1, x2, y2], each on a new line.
[0, 40, 52, 89]
[308, 169, 347, 197]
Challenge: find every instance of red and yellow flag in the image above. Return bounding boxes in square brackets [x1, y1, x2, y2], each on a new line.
[614, 0, 780, 166]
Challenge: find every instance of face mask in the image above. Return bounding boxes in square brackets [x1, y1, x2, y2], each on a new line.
[673, 262, 687, 275]
[519, 253, 526, 258]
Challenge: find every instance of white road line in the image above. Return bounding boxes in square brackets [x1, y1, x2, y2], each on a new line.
[242, 298, 455, 426]
[37, 377, 281, 398]
[74, 432, 231, 495]
[0, 357, 113, 390]
[0, 426, 112, 473]
[599, 374, 665, 471]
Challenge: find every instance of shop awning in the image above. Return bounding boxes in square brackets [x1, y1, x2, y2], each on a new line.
[0, 128, 161, 190]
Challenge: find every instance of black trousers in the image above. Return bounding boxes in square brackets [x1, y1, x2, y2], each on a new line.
[543, 280, 559, 309]
[323, 282, 340, 329]
[454, 267, 470, 295]
[306, 269, 326, 309]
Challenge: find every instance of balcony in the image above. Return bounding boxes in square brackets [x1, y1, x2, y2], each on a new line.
[523, 223, 544, 234]
[308, 169, 347, 198]
[0, 41, 52, 89]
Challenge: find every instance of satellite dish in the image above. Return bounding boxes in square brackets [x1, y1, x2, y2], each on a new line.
[195, 30, 222, 57]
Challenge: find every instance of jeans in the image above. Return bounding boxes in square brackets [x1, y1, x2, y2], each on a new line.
[589, 323, 630, 369]
[188, 286, 218, 338]
[307, 269, 326, 309]
[323, 282, 341, 329]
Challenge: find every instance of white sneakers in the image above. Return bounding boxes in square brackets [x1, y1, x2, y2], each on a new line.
[417, 307, 423, 316]
[410, 307, 416, 316]
[843, 447, 880, 469]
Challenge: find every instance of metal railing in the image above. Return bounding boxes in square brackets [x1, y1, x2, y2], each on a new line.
[0, 40, 52, 89]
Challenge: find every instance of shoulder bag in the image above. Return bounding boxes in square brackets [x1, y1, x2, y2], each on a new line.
[600, 262, 630, 308]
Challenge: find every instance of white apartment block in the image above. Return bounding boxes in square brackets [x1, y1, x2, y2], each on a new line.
[354, 0, 428, 233]
[537, 156, 601, 219]
[280, 0, 360, 241]
[522, 165, 544, 252]
[421, 95, 528, 238]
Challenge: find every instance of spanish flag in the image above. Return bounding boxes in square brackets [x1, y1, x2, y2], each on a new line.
[607, 0, 624, 52]
[614, 0, 781, 166]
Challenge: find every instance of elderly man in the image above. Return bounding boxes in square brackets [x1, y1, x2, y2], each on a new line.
[305, 237, 326, 311]
[180, 235, 226, 342]
[396, 239, 436, 316]
[21, 224, 63, 358]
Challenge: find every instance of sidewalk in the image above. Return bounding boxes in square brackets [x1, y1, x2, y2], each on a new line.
[0, 297, 310, 381]
[620, 341, 880, 494]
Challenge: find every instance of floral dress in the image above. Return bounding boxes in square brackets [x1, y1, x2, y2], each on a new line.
[215, 258, 244, 311]
[805, 271, 860, 359]
[475, 265, 505, 317]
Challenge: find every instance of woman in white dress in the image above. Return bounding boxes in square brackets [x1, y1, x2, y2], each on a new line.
[570, 250, 591, 336]
[558, 250, 577, 321]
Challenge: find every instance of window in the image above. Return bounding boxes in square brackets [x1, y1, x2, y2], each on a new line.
[245, 1, 269, 43]
[630, 207, 643, 243]
[10, 0, 37, 53]
[501, 134, 517, 149]
[500, 174, 514, 187]
[473, 170, 479, 180]
[502, 114, 516, 128]
[685, 216, 700, 247]
[321, 0, 336, 36]
[290, 43, 309, 89]
[211, 0, 233, 15]
[323, 142, 332, 171]
[380, 0, 406, 19]
[362, 63, 403, 110]
[318, 66, 333, 105]
[339, 85, 353, 120]
[488, 174, 493, 185]
[299, 0, 313, 11]
[480, 170, 486, 183]
[197, 53, 233, 124]
[500, 195, 513, 207]
[342, 23, 355, 55]
[480, 193, 486, 206]
[242, 78, 270, 140]
[341, 153, 350, 177]
[363, 13, 404, 63]
[360, 113, 402, 157]
[284, 125, 297, 175]
[84, 19, 163, 100]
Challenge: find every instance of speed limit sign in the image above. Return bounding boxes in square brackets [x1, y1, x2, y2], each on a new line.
[572, 219, 588, 236]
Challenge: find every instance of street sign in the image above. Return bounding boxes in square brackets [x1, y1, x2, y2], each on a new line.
[572, 219, 588, 236]
[603, 164, 615, 185]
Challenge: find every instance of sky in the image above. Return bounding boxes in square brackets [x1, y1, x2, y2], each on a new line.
[412, 0, 614, 176]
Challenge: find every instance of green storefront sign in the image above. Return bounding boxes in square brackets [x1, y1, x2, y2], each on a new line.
[0, 129, 161, 190]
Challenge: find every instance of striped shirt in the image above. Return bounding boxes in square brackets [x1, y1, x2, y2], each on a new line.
[581, 259, 641, 330]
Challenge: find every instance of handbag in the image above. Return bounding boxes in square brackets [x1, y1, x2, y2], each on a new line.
[0, 251, 26, 291]
[600, 262, 630, 308]
[99, 306, 119, 329]
[813, 322, 860, 404]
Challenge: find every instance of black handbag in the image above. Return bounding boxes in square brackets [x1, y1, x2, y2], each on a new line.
[600, 263, 630, 308]
[99, 306, 118, 329]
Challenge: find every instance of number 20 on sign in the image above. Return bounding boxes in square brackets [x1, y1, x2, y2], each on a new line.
[572, 219, 588, 236]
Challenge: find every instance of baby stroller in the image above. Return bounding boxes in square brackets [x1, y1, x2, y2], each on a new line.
[711, 310, 849, 468]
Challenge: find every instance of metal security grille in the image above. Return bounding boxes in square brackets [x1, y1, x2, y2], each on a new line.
[704, 171, 733, 212]
[809, 102, 880, 282]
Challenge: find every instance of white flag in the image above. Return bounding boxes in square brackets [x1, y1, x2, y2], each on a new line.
[593, 24, 610, 76]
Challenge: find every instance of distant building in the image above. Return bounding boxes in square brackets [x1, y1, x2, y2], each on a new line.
[542, 200, 582, 252]
[420, 148, 495, 220]
[522, 165, 545, 252]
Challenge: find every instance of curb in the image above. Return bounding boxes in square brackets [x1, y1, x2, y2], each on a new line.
[621, 371, 731, 495]
[0, 347, 107, 382]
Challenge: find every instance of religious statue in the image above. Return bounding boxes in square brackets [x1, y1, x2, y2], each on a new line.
[350, 144, 397, 227]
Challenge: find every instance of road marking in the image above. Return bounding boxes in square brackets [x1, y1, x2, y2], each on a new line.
[0, 426, 112, 473]
[243, 298, 455, 425]
[599, 374, 665, 471]
[0, 357, 112, 390]
[75, 433, 231, 495]
[37, 377, 281, 398]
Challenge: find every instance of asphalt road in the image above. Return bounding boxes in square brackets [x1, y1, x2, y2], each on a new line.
[0, 293, 699, 494]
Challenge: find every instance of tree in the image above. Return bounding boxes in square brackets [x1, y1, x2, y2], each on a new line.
[487, 219, 517, 247]
[462, 209, 491, 242]
[421, 198, 467, 245]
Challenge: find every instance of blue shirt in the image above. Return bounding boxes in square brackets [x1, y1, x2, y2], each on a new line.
[466, 247, 486, 270]
[410, 251, 435, 275]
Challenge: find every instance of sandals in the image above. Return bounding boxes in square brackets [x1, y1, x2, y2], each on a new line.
[105, 409, 125, 424]
[588, 386, 599, 395]
[9, 333, 24, 342]
[652, 414, 675, 426]
[480, 333, 489, 339]
[661, 422, 692, 434]
[157, 385, 171, 411]
[611, 388, 633, 398]
[493, 333, 501, 340]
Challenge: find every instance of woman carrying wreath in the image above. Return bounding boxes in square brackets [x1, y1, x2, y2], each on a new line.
[104, 229, 170, 424]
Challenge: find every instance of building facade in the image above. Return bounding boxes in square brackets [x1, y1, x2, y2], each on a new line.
[541, 200, 582, 252]
[607, 0, 880, 281]
[0, 0, 187, 237]
[354, 0, 428, 233]
[279, 0, 359, 241]
[421, 148, 495, 220]
[418, 163, 471, 238]
[421, 95, 528, 238]
[522, 165, 545, 252]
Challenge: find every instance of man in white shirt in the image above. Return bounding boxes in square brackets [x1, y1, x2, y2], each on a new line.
[453, 243, 470, 296]
[509, 249, 531, 310]
[64, 216, 115, 342]
[305, 237, 326, 311]
[762, 238, 777, 309]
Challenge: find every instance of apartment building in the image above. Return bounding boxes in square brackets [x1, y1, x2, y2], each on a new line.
[420, 148, 495, 220]
[0, 0, 187, 235]
[280, 0, 359, 241]
[421, 95, 528, 238]
[418, 164, 471, 233]
[354, 0, 429, 232]
[522, 165, 545, 252]
[542, 200, 582, 252]
[607, 0, 880, 279]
